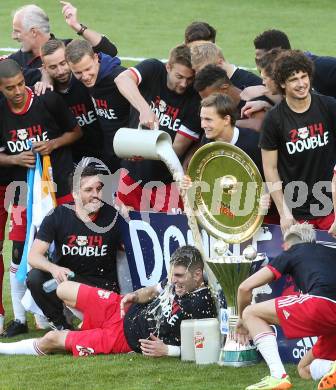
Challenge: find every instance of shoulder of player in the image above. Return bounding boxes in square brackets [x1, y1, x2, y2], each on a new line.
[37, 90, 63, 105]
[133, 58, 166, 74]
[311, 92, 336, 109]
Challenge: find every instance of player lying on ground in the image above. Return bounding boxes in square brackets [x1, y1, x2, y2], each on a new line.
[0, 245, 216, 357]
[235, 223, 336, 390]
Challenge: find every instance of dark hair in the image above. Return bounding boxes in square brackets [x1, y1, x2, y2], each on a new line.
[0, 59, 22, 81]
[257, 48, 282, 77]
[65, 39, 94, 64]
[194, 64, 231, 92]
[201, 93, 237, 126]
[41, 39, 65, 57]
[273, 50, 314, 93]
[168, 44, 192, 68]
[185, 21, 217, 44]
[254, 29, 291, 51]
[170, 245, 204, 272]
[69, 165, 103, 193]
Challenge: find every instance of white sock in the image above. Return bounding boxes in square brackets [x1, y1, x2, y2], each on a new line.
[0, 339, 45, 355]
[10, 262, 27, 323]
[253, 332, 286, 379]
[310, 359, 333, 380]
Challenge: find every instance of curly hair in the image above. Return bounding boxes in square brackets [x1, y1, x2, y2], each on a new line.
[254, 29, 291, 51]
[273, 50, 314, 93]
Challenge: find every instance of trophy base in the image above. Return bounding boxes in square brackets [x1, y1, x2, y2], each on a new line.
[218, 347, 260, 367]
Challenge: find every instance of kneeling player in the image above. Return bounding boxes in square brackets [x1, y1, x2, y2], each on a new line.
[0, 245, 216, 357]
[235, 223, 336, 390]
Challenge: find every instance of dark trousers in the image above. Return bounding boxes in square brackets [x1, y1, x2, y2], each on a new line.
[26, 269, 119, 326]
[26, 269, 66, 326]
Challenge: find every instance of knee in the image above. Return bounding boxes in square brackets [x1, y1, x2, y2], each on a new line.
[26, 269, 49, 291]
[56, 281, 72, 300]
[242, 304, 256, 322]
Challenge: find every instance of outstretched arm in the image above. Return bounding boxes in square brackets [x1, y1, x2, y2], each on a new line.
[114, 70, 159, 129]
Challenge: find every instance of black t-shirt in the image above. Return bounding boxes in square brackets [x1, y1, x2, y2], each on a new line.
[124, 281, 216, 352]
[230, 68, 262, 90]
[58, 77, 104, 163]
[0, 88, 76, 199]
[202, 127, 263, 177]
[268, 242, 336, 300]
[9, 35, 72, 70]
[36, 203, 120, 291]
[259, 93, 336, 219]
[90, 58, 130, 164]
[122, 59, 203, 185]
[305, 53, 336, 98]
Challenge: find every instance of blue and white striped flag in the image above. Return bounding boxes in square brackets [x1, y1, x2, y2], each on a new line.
[16, 153, 56, 282]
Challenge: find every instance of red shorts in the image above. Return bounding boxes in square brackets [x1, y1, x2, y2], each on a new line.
[0, 185, 8, 241]
[65, 284, 132, 357]
[276, 294, 336, 359]
[9, 193, 74, 242]
[117, 170, 183, 213]
[297, 213, 334, 230]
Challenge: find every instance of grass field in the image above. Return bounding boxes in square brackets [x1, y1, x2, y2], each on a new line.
[0, 0, 334, 388]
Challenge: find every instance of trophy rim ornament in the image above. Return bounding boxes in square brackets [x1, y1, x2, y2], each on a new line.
[187, 141, 264, 243]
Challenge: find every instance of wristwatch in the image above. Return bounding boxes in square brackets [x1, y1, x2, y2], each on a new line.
[77, 24, 88, 36]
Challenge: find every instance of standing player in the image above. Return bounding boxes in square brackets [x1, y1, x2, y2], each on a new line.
[114, 44, 203, 212]
[235, 223, 336, 390]
[0, 59, 81, 336]
[193, 64, 268, 131]
[253, 29, 336, 99]
[197, 93, 263, 174]
[9, 2, 117, 71]
[184, 21, 217, 45]
[65, 40, 129, 172]
[190, 42, 262, 89]
[0, 245, 216, 358]
[27, 166, 121, 330]
[259, 50, 336, 233]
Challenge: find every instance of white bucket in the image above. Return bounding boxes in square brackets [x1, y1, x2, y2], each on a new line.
[181, 319, 196, 361]
[113, 128, 172, 160]
[194, 318, 220, 365]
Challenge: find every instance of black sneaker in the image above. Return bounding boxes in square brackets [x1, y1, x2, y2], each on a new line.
[3, 320, 28, 337]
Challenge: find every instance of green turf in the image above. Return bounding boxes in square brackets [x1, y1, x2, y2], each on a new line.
[0, 0, 332, 388]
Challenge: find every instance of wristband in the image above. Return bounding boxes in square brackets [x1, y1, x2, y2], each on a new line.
[167, 345, 181, 357]
[77, 24, 88, 36]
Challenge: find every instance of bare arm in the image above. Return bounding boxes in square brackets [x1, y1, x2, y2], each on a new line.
[262, 148, 296, 233]
[120, 284, 160, 317]
[61, 1, 108, 47]
[32, 125, 82, 155]
[114, 70, 158, 129]
[237, 267, 275, 319]
[0, 151, 35, 168]
[173, 134, 194, 157]
[28, 239, 72, 282]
